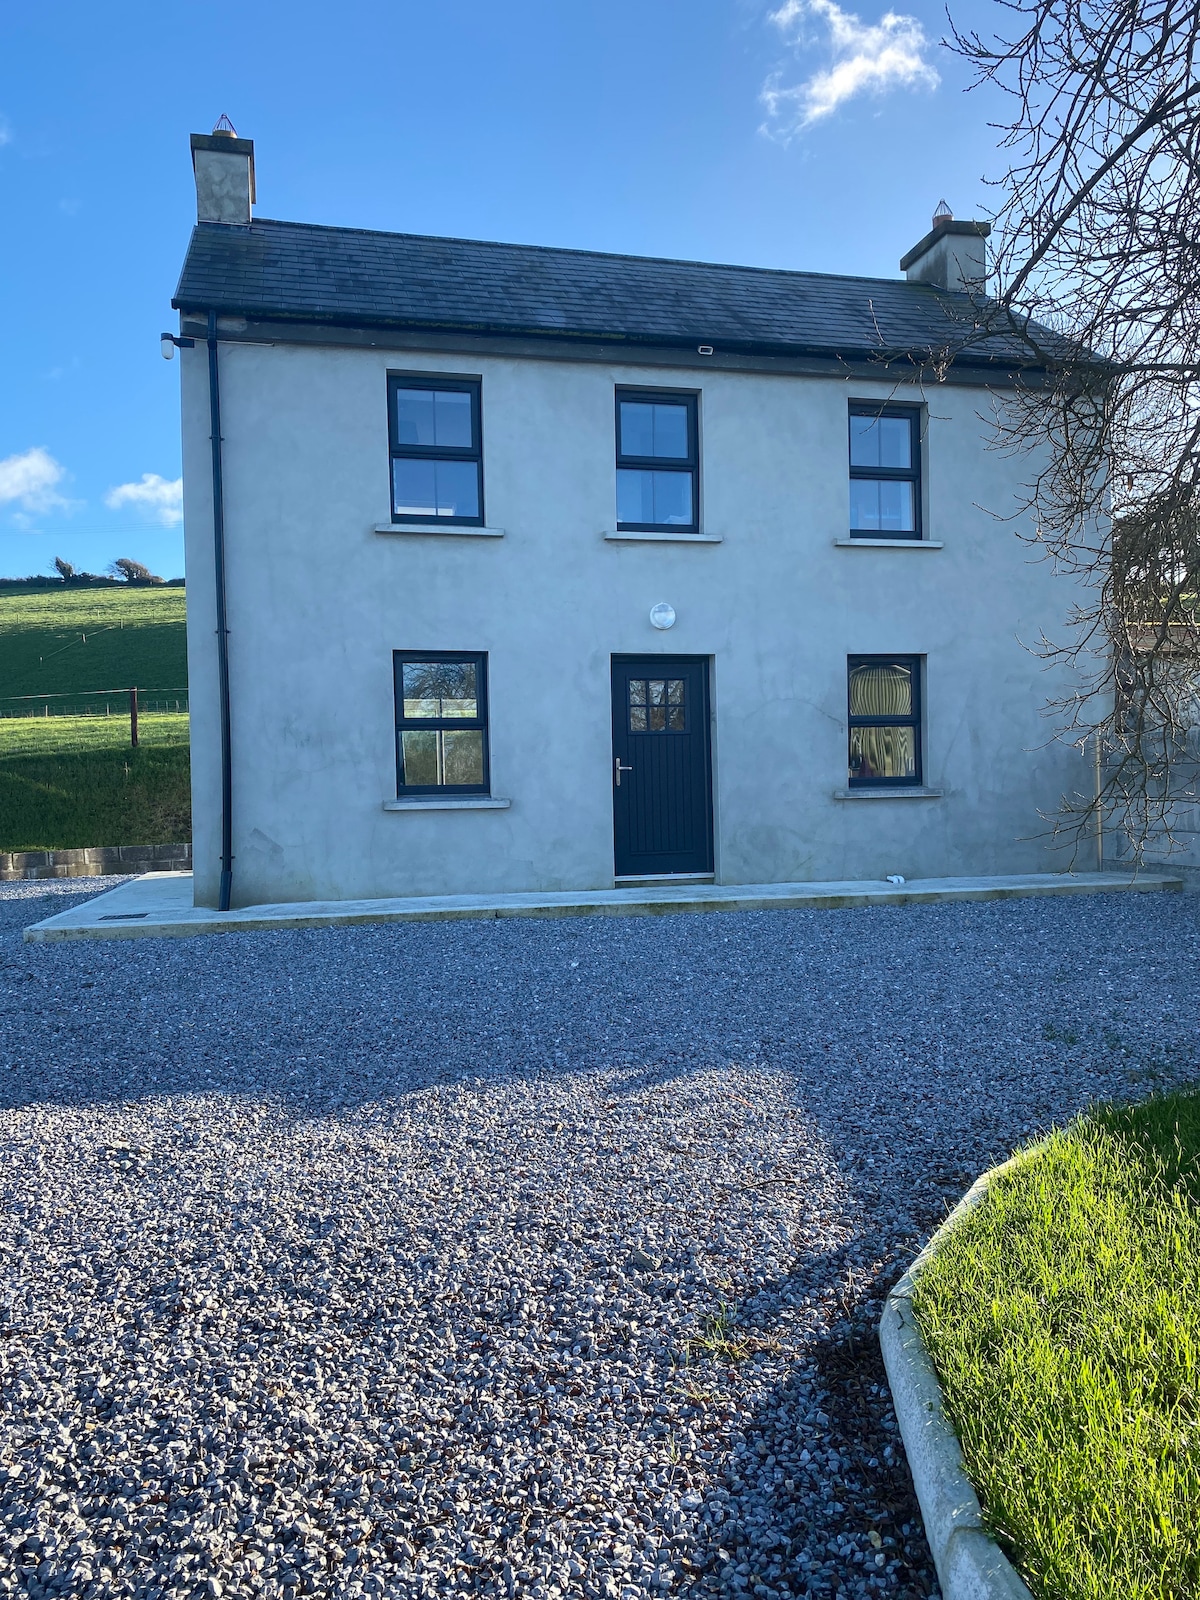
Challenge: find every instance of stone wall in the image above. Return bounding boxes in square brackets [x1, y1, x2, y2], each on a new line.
[0, 844, 192, 882]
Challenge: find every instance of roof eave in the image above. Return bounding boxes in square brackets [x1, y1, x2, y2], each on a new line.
[169, 298, 1041, 373]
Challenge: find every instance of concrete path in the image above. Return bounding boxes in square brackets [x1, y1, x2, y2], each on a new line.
[23, 867, 1184, 942]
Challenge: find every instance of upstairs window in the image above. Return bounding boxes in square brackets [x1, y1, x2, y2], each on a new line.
[394, 653, 489, 794]
[847, 656, 922, 786]
[616, 390, 698, 532]
[849, 404, 920, 539]
[389, 376, 483, 525]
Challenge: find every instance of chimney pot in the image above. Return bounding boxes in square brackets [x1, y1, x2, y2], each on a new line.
[900, 207, 990, 292]
[190, 128, 255, 226]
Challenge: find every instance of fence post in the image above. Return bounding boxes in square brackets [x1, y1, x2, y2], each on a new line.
[130, 687, 139, 748]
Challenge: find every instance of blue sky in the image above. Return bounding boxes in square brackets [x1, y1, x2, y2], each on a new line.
[0, 0, 1003, 581]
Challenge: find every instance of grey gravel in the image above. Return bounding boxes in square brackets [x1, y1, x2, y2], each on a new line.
[2, 877, 1198, 1600]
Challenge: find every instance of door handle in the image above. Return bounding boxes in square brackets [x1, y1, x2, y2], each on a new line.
[614, 757, 633, 787]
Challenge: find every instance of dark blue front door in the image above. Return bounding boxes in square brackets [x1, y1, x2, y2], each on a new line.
[611, 656, 713, 877]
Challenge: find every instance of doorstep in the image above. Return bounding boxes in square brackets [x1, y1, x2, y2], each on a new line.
[21, 868, 1184, 943]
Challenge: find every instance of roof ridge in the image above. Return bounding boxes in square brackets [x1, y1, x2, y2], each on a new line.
[228, 216, 969, 299]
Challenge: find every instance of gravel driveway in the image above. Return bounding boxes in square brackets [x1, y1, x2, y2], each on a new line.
[2, 880, 1198, 1600]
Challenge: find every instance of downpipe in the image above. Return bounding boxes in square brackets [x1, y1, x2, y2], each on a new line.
[207, 310, 234, 912]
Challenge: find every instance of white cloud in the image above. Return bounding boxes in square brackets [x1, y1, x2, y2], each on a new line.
[0, 446, 71, 514]
[105, 473, 184, 527]
[761, 0, 939, 136]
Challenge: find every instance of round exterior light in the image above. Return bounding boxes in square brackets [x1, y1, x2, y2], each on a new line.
[649, 603, 676, 630]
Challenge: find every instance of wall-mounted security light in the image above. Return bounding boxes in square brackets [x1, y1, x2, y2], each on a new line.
[161, 333, 196, 361]
[649, 602, 676, 630]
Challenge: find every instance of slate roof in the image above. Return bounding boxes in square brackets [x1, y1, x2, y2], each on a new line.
[173, 218, 1038, 369]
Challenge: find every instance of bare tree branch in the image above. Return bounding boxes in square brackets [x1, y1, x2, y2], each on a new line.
[940, 0, 1200, 862]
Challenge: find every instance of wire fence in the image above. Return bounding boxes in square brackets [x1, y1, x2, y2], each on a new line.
[0, 688, 189, 720]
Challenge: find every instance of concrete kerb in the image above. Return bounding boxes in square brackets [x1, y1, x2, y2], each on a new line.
[880, 1157, 1035, 1600]
[19, 868, 1186, 943]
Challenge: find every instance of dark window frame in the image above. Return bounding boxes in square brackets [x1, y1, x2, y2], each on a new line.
[615, 387, 699, 534]
[393, 650, 490, 796]
[388, 373, 484, 527]
[848, 403, 922, 541]
[846, 654, 923, 788]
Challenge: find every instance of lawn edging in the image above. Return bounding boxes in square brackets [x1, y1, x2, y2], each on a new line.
[879, 1156, 1035, 1600]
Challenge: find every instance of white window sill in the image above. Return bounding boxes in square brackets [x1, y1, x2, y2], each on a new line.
[834, 537, 943, 549]
[833, 787, 945, 800]
[603, 530, 722, 543]
[383, 797, 512, 811]
[375, 522, 504, 538]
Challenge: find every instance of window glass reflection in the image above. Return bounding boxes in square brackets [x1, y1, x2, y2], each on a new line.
[400, 729, 484, 787]
[849, 413, 911, 469]
[617, 469, 693, 526]
[850, 479, 915, 533]
[394, 388, 473, 448]
[402, 661, 478, 719]
[620, 401, 689, 459]
[400, 729, 439, 787]
[393, 459, 480, 520]
[441, 729, 484, 786]
[628, 677, 686, 732]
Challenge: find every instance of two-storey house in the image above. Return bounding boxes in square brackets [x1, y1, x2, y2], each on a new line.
[172, 128, 1078, 911]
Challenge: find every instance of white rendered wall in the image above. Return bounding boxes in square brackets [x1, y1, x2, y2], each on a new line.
[180, 339, 1083, 907]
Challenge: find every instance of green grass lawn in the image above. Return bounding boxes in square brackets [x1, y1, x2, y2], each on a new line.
[0, 587, 191, 849]
[0, 713, 191, 851]
[0, 586, 187, 708]
[912, 1091, 1200, 1600]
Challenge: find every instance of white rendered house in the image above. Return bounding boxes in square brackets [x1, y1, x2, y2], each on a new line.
[172, 130, 1079, 910]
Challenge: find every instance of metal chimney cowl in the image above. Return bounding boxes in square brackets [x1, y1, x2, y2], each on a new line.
[899, 205, 991, 292]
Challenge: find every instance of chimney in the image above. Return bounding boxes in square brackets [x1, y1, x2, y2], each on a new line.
[190, 116, 255, 226]
[899, 201, 990, 292]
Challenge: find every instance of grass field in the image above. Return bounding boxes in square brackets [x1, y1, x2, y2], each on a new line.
[912, 1092, 1200, 1600]
[0, 713, 191, 851]
[0, 587, 191, 849]
[0, 586, 187, 707]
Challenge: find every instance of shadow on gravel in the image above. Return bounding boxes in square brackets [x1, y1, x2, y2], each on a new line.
[5, 884, 1200, 1599]
[665, 1219, 944, 1599]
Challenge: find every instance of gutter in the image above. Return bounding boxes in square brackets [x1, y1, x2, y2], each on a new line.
[174, 314, 1049, 392]
[172, 303, 1031, 370]
[207, 309, 234, 912]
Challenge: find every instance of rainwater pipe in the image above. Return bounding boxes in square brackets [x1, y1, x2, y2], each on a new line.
[207, 309, 234, 911]
[164, 320, 232, 910]
[167, 315, 235, 915]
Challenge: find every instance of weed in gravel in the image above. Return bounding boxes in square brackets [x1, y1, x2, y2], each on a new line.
[1042, 1022, 1078, 1045]
[687, 1304, 784, 1364]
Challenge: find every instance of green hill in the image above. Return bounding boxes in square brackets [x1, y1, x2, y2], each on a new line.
[0, 587, 187, 708]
